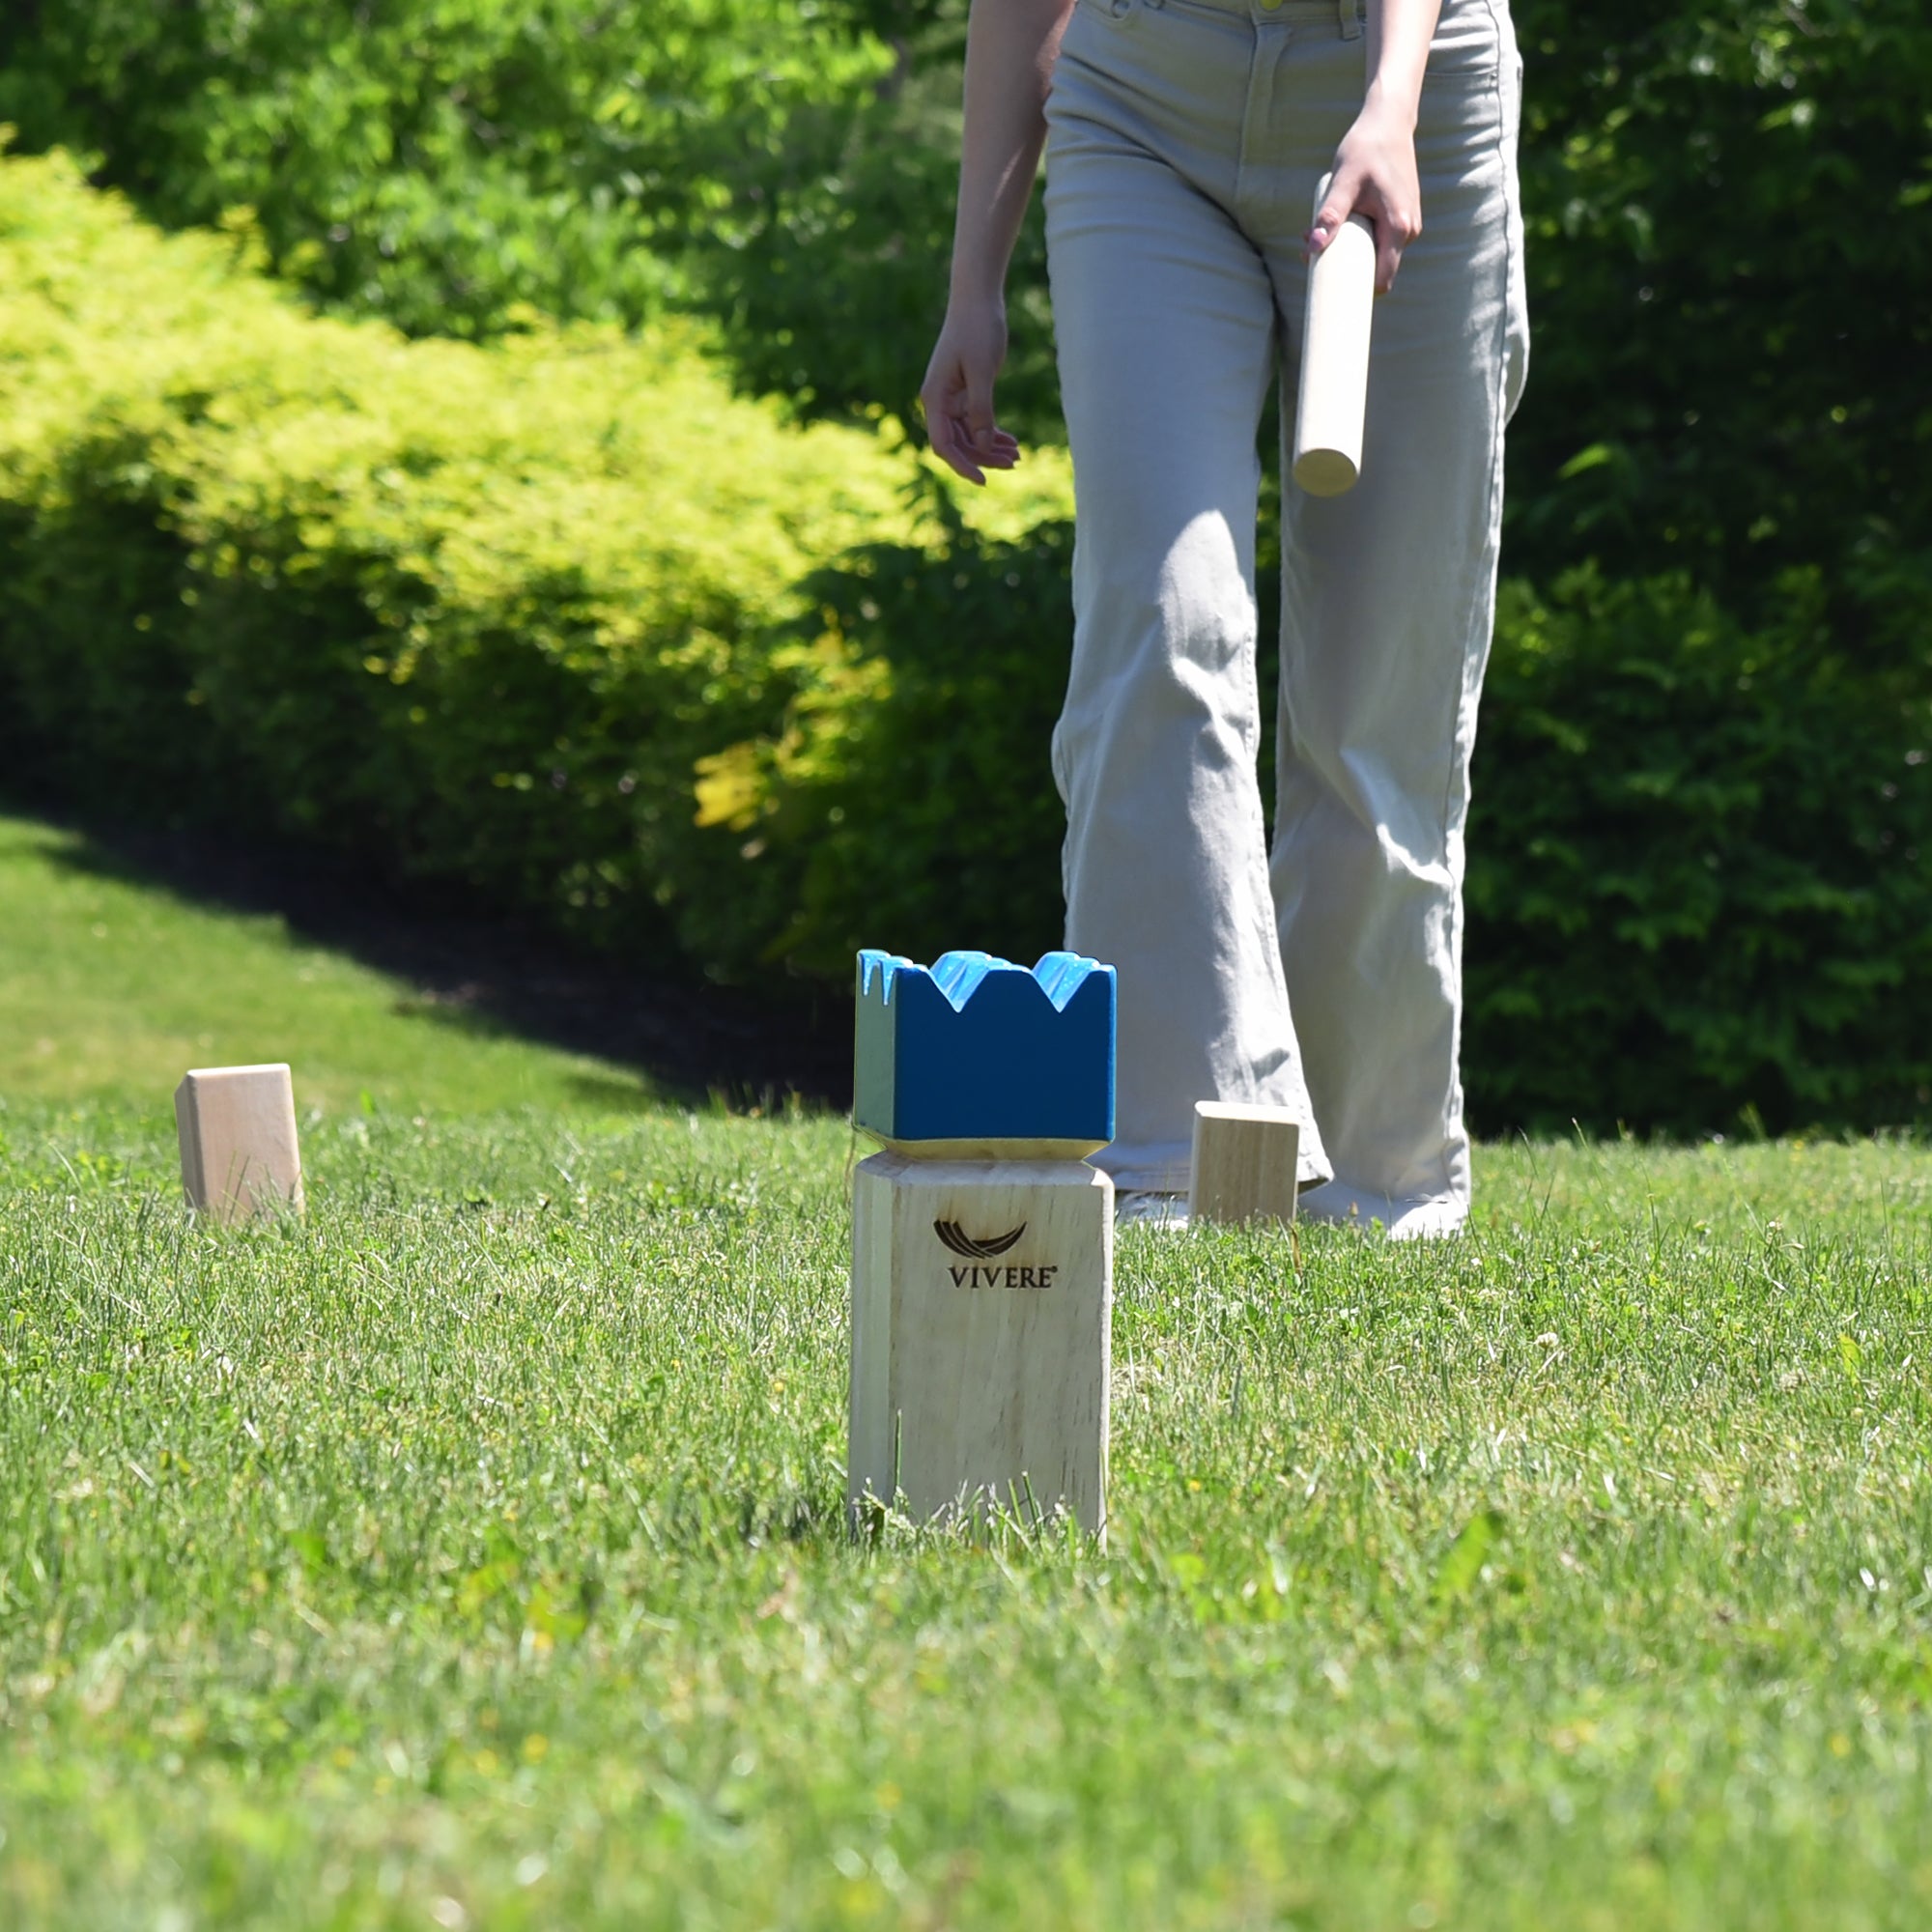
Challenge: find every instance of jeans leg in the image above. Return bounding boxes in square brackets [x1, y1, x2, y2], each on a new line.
[1264, 9, 1528, 1227]
[1045, 12, 1331, 1193]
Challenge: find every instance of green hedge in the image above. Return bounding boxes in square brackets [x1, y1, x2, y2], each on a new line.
[687, 510, 1077, 978]
[3, 153, 1927, 1134]
[1465, 568, 1931, 1134]
[0, 149, 1066, 964]
[699, 535, 1932, 1136]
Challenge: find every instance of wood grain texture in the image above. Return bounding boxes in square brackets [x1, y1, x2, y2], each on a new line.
[174, 1064, 304, 1224]
[849, 1153, 1111, 1535]
[1188, 1101, 1300, 1230]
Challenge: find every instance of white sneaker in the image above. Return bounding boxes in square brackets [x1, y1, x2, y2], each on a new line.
[1114, 1189, 1190, 1231]
[1297, 1182, 1465, 1242]
[1384, 1198, 1466, 1242]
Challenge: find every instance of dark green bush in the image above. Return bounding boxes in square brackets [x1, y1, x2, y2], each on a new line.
[1508, 0, 1932, 620]
[687, 507, 1074, 977]
[698, 533, 1931, 1135]
[1463, 568, 1932, 1134]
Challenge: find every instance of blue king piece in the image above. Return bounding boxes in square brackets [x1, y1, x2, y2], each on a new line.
[854, 950, 1117, 1159]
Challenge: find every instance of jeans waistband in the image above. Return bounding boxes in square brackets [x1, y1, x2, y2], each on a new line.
[1129, 0, 1364, 32]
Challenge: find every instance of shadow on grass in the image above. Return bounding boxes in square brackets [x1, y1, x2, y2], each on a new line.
[561, 1071, 668, 1116]
[10, 793, 855, 1113]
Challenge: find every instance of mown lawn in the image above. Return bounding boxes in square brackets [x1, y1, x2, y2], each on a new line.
[2, 814, 1930, 1929]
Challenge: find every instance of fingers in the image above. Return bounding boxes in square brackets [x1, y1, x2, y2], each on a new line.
[923, 396, 986, 486]
[1374, 219, 1403, 295]
[1313, 195, 1421, 293]
[925, 409, 1018, 487]
[919, 365, 980, 485]
[964, 369, 998, 447]
[1306, 141, 1423, 291]
[1372, 195, 1420, 293]
[1376, 208, 1422, 294]
[920, 356, 1018, 488]
[1305, 167, 1362, 260]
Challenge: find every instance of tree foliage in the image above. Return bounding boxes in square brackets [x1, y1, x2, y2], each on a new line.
[0, 0, 1053, 426]
[7, 0, 1922, 574]
[1506, 0, 1932, 618]
[0, 0, 896, 343]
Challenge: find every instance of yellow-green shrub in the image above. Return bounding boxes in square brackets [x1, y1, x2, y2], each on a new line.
[0, 149, 1068, 962]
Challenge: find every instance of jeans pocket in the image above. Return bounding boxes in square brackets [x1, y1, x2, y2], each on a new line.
[1424, 55, 1501, 89]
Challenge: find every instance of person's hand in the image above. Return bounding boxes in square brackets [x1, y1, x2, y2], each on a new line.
[920, 298, 1021, 486]
[1305, 95, 1423, 294]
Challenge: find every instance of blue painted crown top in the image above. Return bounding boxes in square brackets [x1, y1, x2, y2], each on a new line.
[855, 949, 1117, 1154]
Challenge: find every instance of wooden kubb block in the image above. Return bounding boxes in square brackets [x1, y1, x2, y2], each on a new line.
[1188, 1100, 1300, 1230]
[850, 1153, 1112, 1531]
[850, 950, 1118, 1532]
[175, 1064, 304, 1224]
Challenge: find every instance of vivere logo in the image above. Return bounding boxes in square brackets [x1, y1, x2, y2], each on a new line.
[933, 1220, 1026, 1259]
[933, 1219, 1058, 1291]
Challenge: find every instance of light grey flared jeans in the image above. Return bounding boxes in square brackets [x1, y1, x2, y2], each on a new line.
[1043, 0, 1528, 1230]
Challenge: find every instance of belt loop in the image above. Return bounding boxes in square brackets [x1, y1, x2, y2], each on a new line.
[1338, 0, 1363, 39]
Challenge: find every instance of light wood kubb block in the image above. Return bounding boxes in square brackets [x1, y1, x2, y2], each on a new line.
[174, 1064, 305, 1224]
[1188, 1100, 1301, 1230]
[849, 950, 1118, 1535]
[1292, 172, 1377, 497]
[850, 1152, 1112, 1532]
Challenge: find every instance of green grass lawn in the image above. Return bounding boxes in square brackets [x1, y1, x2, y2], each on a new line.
[3, 812, 1931, 1929]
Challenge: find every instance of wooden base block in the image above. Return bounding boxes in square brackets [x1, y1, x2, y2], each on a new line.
[1188, 1101, 1300, 1229]
[175, 1064, 304, 1224]
[850, 1152, 1111, 1533]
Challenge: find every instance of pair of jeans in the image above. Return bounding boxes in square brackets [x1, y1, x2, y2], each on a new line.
[1043, 0, 1528, 1229]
